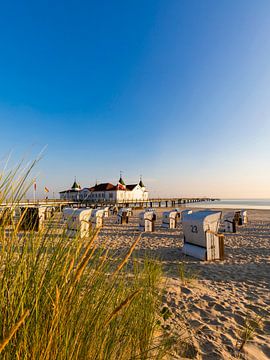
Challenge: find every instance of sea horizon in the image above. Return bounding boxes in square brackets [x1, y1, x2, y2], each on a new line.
[193, 198, 270, 210]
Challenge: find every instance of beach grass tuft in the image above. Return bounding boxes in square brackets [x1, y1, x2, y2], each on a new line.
[178, 262, 198, 285]
[0, 161, 174, 359]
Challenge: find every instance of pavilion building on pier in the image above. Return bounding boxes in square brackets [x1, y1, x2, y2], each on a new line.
[59, 177, 149, 202]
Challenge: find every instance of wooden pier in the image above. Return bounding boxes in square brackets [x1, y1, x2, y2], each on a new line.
[80, 197, 218, 208]
[0, 197, 219, 210]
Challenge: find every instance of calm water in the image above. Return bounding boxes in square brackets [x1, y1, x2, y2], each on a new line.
[192, 199, 270, 210]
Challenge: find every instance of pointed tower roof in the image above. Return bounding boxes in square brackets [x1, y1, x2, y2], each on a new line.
[119, 176, 126, 186]
[117, 171, 126, 190]
[71, 177, 81, 190]
[139, 175, 145, 188]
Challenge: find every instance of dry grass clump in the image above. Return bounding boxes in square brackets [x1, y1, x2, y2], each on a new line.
[179, 262, 198, 286]
[237, 311, 265, 352]
[0, 161, 174, 359]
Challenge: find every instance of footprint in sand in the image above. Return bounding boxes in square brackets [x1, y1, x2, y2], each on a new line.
[201, 294, 216, 302]
[213, 303, 226, 312]
[232, 313, 245, 326]
[189, 319, 203, 329]
[217, 315, 227, 322]
[263, 320, 270, 332]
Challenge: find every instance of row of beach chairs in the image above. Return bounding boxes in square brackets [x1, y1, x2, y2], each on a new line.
[62, 207, 228, 261]
[0, 205, 249, 262]
[0, 206, 56, 231]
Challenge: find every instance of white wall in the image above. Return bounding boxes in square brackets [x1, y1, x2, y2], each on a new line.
[60, 186, 148, 202]
[116, 186, 148, 202]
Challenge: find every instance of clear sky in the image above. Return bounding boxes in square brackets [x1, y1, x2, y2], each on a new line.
[0, 0, 270, 198]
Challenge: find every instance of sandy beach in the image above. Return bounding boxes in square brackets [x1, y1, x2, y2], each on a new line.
[94, 207, 270, 360]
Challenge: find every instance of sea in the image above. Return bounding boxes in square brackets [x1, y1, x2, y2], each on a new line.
[191, 199, 270, 210]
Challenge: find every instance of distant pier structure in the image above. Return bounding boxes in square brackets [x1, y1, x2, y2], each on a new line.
[0, 176, 219, 211]
[59, 176, 149, 203]
[57, 177, 218, 208]
[78, 197, 218, 208]
[0, 197, 219, 211]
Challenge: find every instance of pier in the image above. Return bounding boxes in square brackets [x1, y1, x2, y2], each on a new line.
[80, 197, 218, 208]
[0, 197, 219, 210]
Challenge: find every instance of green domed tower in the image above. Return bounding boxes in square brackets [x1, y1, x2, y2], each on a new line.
[71, 177, 81, 191]
[119, 176, 126, 186]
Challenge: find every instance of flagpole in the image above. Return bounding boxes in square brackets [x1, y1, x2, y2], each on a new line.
[33, 180, 36, 203]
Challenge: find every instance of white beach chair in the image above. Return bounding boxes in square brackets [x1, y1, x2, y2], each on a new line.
[162, 210, 178, 229]
[63, 208, 93, 238]
[241, 210, 248, 224]
[139, 211, 156, 232]
[91, 209, 104, 229]
[182, 210, 224, 261]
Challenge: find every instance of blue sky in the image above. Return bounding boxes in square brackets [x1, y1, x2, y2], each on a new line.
[0, 0, 270, 198]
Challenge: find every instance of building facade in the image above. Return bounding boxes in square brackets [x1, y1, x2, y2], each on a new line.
[59, 177, 149, 202]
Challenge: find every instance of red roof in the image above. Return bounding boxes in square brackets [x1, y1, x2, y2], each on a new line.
[60, 182, 141, 194]
[88, 183, 138, 192]
[89, 183, 118, 192]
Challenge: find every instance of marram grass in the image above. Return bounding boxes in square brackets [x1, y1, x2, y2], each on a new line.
[0, 162, 173, 359]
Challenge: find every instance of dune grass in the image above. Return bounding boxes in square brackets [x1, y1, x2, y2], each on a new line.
[238, 311, 264, 352]
[178, 262, 198, 286]
[0, 161, 174, 359]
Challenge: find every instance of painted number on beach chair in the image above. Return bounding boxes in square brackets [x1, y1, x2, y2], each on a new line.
[191, 225, 198, 233]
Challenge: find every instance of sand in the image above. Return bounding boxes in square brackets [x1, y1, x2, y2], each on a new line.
[95, 207, 270, 360]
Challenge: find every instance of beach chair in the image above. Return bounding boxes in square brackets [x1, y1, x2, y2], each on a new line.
[91, 209, 104, 229]
[222, 212, 236, 233]
[18, 207, 46, 232]
[182, 210, 224, 261]
[125, 207, 133, 216]
[241, 210, 248, 224]
[0, 208, 13, 227]
[102, 207, 110, 218]
[117, 208, 129, 224]
[173, 208, 181, 219]
[44, 206, 55, 220]
[162, 210, 178, 229]
[234, 211, 242, 225]
[139, 211, 156, 232]
[63, 208, 93, 238]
